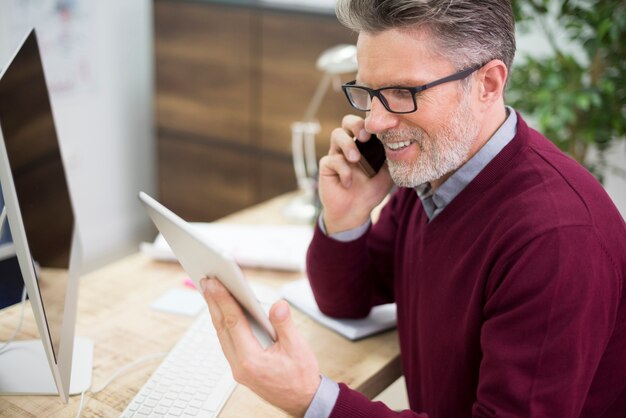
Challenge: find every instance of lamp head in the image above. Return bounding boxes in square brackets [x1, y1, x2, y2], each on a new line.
[316, 44, 357, 74]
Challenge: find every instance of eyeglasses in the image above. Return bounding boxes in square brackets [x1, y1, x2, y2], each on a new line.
[341, 65, 482, 114]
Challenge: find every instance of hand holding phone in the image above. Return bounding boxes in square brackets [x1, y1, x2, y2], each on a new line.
[355, 134, 386, 178]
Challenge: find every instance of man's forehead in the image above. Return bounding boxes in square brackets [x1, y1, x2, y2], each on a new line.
[355, 29, 452, 86]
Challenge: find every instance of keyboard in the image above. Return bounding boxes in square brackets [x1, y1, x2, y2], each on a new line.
[121, 311, 236, 417]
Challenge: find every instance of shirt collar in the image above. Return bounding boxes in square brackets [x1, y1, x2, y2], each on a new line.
[416, 106, 518, 220]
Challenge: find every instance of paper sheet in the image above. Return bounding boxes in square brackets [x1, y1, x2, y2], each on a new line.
[141, 223, 313, 272]
[151, 288, 206, 316]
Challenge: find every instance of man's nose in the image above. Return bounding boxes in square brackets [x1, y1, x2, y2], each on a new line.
[364, 96, 399, 134]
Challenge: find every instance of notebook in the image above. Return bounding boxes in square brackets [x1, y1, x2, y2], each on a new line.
[281, 278, 397, 340]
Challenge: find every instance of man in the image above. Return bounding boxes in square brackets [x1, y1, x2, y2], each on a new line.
[202, 0, 626, 416]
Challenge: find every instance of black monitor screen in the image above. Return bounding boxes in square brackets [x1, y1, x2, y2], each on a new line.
[0, 31, 74, 361]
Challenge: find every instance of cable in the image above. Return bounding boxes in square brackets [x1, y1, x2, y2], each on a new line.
[74, 351, 168, 418]
[0, 284, 27, 354]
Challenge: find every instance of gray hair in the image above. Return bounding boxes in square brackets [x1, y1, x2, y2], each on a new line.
[336, 0, 516, 74]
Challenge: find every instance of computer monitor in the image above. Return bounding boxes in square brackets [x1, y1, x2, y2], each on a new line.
[0, 29, 92, 402]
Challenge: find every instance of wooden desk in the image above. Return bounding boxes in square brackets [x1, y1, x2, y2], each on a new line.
[0, 193, 401, 417]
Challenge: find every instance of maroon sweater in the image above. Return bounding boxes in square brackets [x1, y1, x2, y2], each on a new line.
[306, 115, 626, 418]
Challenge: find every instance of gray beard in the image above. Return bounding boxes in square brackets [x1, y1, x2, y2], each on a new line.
[382, 95, 480, 188]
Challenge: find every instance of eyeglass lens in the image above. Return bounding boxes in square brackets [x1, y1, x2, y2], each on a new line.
[347, 87, 416, 113]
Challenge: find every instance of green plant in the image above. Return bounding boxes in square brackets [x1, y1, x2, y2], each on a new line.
[508, 0, 626, 182]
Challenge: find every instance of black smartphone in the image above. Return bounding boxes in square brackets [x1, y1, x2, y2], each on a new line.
[355, 134, 386, 178]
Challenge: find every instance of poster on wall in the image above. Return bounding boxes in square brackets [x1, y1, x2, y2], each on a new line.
[2, 0, 96, 101]
[0, 0, 96, 256]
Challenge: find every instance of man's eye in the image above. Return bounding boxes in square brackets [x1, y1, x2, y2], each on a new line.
[384, 89, 412, 100]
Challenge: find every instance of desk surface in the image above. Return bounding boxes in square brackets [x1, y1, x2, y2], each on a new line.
[0, 192, 401, 417]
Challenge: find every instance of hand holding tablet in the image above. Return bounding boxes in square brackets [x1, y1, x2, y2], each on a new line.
[138, 192, 276, 348]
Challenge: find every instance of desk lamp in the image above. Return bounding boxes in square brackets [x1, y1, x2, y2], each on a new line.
[285, 44, 358, 222]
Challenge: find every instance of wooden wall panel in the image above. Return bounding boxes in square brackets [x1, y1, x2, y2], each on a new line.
[155, 1, 253, 146]
[155, 1, 359, 219]
[259, 11, 357, 161]
[258, 157, 298, 203]
[158, 135, 255, 222]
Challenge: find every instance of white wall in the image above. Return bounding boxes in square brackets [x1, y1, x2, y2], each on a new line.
[0, 0, 156, 272]
[591, 142, 626, 220]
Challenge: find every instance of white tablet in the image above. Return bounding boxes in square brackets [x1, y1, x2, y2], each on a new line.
[138, 192, 276, 347]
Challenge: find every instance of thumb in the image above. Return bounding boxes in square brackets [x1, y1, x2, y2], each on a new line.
[269, 300, 302, 350]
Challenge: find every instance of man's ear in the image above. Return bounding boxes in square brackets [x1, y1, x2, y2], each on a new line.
[476, 59, 508, 109]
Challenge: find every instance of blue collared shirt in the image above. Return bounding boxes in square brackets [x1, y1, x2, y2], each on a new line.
[310, 107, 518, 417]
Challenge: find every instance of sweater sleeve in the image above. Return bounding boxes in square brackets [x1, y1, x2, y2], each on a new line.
[474, 226, 621, 417]
[329, 384, 427, 418]
[306, 191, 402, 318]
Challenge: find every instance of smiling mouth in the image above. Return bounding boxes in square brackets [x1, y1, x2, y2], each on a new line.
[384, 140, 414, 151]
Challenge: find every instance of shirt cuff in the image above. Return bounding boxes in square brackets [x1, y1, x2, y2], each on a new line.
[303, 375, 340, 418]
[318, 215, 371, 242]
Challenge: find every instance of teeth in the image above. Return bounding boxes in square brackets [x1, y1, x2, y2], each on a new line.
[385, 140, 412, 150]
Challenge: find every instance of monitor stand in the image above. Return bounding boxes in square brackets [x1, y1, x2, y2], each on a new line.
[0, 336, 93, 395]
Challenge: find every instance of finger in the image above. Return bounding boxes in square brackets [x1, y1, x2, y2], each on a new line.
[268, 300, 304, 352]
[202, 278, 239, 360]
[341, 114, 367, 140]
[203, 278, 262, 356]
[329, 127, 361, 163]
[342, 114, 373, 147]
[319, 154, 355, 188]
[202, 277, 223, 324]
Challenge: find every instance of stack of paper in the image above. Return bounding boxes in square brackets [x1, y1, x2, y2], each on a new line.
[281, 278, 397, 340]
[141, 223, 313, 272]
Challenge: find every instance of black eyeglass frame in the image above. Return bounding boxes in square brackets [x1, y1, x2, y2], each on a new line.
[341, 64, 482, 114]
